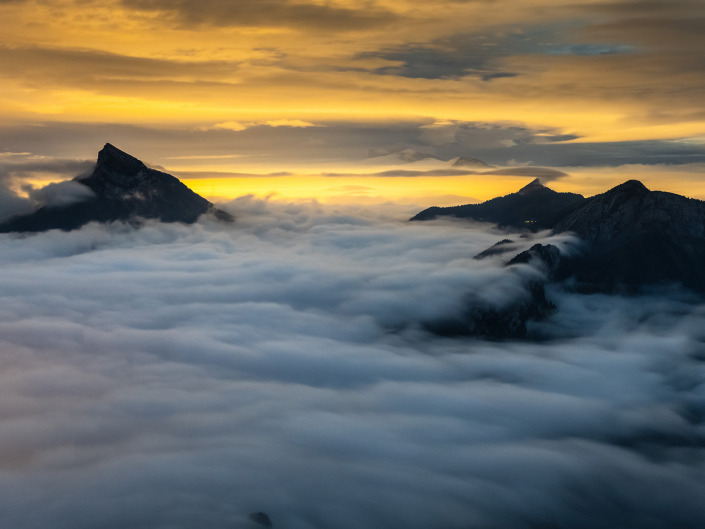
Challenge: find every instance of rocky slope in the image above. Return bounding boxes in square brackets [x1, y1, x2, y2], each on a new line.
[0, 144, 233, 232]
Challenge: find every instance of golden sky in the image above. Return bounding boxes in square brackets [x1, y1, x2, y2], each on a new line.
[1, 0, 705, 203]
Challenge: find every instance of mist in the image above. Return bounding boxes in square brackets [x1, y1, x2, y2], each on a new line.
[0, 197, 703, 529]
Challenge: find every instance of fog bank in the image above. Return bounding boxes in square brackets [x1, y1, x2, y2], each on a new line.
[0, 198, 703, 529]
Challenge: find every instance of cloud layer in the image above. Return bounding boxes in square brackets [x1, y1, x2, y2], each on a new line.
[0, 155, 95, 221]
[2, 0, 705, 155]
[121, 0, 397, 30]
[4, 121, 704, 170]
[0, 201, 703, 528]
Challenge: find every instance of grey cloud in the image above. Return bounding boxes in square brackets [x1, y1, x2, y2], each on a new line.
[174, 171, 295, 179]
[0, 157, 95, 221]
[322, 167, 568, 180]
[0, 121, 427, 165]
[588, 0, 703, 18]
[0, 201, 703, 529]
[498, 139, 705, 167]
[0, 184, 32, 222]
[1, 121, 704, 171]
[502, 0, 705, 118]
[484, 167, 568, 180]
[0, 157, 94, 177]
[120, 0, 397, 31]
[23, 180, 95, 208]
[357, 24, 631, 80]
[324, 169, 482, 177]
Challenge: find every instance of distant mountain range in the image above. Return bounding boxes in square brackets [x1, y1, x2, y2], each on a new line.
[366, 148, 494, 168]
[411, 178, 584, 229]
[412, 178, 705, 338]
[451, 156, 493, 168]
[0, 144, 233, 233]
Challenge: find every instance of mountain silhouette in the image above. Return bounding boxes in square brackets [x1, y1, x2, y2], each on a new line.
[414, 178, 705, 294]
[413, 178, 705, 338]
[0, 144, 233, 232]
[410, 178, 585, 231]
[551, 180, 705, 292]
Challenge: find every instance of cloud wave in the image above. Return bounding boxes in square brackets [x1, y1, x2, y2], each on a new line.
[0, 199, 703, 529]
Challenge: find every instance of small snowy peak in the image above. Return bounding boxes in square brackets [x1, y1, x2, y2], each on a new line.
[366, 148, 442, 164]
[451, 156, 493, 168]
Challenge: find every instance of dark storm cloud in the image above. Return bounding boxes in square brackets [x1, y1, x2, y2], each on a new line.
[357, 24, 631, 80]
[0, 201, 704, 528]
[120, 0, 397, 31]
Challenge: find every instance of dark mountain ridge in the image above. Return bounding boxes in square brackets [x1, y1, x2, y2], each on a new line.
[413, 177, 705, 293]
[410, 178, 585, 231]
[551, 179, 705, 293]
[413, 178, 705, 338]
[0, 144, 233, 233]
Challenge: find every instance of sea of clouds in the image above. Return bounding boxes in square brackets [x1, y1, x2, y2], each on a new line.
[0, 197, 704, 529]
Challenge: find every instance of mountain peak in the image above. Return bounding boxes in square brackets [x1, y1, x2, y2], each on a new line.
[0, 144, 233, 232]
[410, 176, 584, 228]
[96, 143, 147, 177]
[608, 179, 649, 196]
[517, 178, 545, 195]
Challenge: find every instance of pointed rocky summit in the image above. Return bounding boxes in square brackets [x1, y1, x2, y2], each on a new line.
[0, 144, 233, 233]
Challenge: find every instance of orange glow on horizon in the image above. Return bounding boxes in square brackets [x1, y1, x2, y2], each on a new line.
[181, 174, 536, 206]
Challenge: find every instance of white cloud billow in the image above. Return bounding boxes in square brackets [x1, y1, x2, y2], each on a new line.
[0, 198, 703, 529]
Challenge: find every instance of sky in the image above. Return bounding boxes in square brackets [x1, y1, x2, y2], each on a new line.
[2, 4, 705, 527]
[1, 203, 704, 529]
[1, 0, 705, 204]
